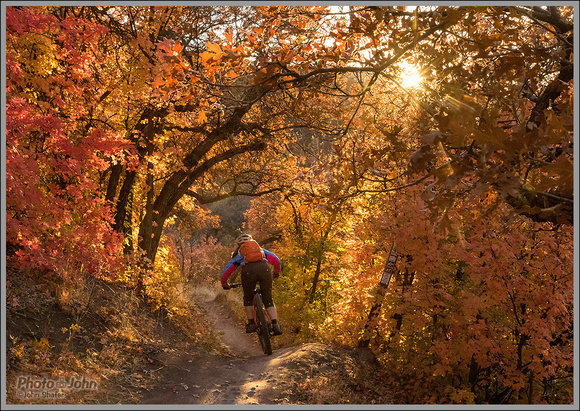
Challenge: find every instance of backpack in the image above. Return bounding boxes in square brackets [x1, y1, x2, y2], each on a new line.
[240, 240, 264, 263]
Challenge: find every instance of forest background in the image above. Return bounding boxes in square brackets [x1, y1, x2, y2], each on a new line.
[4, 4, 576, 405]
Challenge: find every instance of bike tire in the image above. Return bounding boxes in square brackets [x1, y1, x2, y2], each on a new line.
[254, 293, 272, 355]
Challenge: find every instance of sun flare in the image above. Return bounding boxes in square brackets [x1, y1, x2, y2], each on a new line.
[402, 72, 423, 88]
[400, 63, 423, 88]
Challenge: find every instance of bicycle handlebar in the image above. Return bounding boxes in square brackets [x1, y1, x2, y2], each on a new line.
[228, 283, 265, 294]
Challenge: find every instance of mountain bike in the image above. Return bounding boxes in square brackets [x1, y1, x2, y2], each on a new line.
[228, 283, 273, 355]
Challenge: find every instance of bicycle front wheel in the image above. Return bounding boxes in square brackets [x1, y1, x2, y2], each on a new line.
[254, 293, 272, 355]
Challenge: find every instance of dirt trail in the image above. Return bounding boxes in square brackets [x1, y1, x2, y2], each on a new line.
[139, 286, 392, 405]
[139, 286, 306, 404]
[193, 286, 263, 358]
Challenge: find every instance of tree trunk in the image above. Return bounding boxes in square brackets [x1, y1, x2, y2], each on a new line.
[308, 221, 335, 304]
[105, 163, 123, 204]
[358, 285, 387, 349]
[137, 141, 268, 263]
[113, 169, 136, 236]
[123, 186, 134, 254]
[308, 253, 323, 304]
[134, 85, 270, 264]
[358, 244, 398, 348]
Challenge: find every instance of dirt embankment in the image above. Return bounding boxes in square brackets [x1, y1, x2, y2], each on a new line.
[139, 286, 394, 405]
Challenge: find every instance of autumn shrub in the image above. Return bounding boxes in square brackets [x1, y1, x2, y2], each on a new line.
[241, 171, 573, 405]
[244, 193, 357, 345]
[163, 200, 226, 285]
[263, 184, 574, 404]
[327, 189, 574, 404]
[6, 6, 129, 285]
[185, 235, 233, 286]
[136, 235, 181, 311]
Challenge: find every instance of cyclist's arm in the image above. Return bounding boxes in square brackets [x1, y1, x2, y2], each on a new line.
[263, 249, 281, 275]
[221, 256, 242, 287]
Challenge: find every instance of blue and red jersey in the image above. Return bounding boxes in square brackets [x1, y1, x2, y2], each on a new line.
[221, 248, 281, 287]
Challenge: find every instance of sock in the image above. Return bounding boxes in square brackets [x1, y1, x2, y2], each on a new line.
[271, 319, 278, 324]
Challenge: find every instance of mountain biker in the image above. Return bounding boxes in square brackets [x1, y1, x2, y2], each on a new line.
[220, 233, 283, 335]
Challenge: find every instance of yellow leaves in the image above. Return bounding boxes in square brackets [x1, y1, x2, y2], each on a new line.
[34, 337, 50, 352]
[471, 126, 508, 151]
[449, 389, 476, 404]
[157, 38, 172, 53]
[10, 335, 26, 359]
[153, 39, 191, 92]
[158, 37, 183, 55]
[544, 107, 573, 145]
[10, 335, 51, 362]
[252, 65, 280, 86]
[200, 52, 215, 64]
[11, 32, 58, 77]
[164, 76, 179, 88]
[544, 155, 573, 180]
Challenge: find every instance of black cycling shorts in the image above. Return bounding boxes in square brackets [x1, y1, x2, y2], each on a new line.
[241, 260, 274, 308]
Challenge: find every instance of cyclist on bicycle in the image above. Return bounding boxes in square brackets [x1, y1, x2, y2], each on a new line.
[221, 233, 283, 335]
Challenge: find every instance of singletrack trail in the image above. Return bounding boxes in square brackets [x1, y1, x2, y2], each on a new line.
[193, 285, 263, 358]
[139, 286, 311, 404]
[139, 286, 392, 405]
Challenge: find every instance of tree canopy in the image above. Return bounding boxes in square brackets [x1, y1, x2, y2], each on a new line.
[5, 5, 574, 405]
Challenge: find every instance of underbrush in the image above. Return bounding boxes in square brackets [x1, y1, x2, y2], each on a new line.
[5, 266, 213, 405]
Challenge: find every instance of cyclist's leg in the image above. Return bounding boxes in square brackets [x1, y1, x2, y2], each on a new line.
[241, 266, 257, 320]
[244, 305, 254, 320]
[255, 262, 282, 335]
[256, 262, 277, 320]
[266, 305, 278, 320]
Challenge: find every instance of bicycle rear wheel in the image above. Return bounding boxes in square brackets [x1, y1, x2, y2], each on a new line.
[253, 293, 272, 355]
